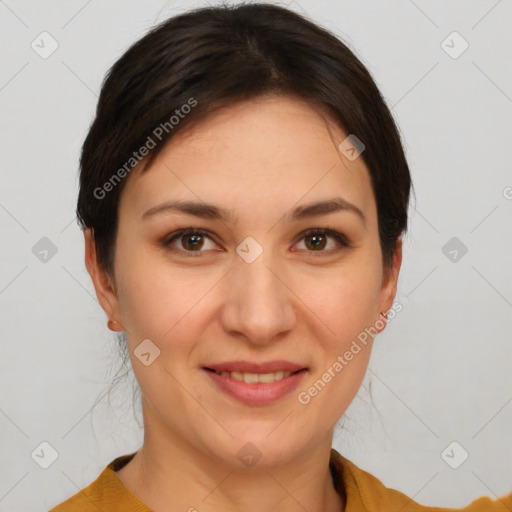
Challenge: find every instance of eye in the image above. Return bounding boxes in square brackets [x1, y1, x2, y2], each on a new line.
[293, 228, 351, 255]
[162, 227, 351, 257]
[163, 228, 220, 256]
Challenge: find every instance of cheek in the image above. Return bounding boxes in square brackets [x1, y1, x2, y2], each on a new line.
[297, 258, 383, 345]
[115, 247, 218, 344]
[333, 276, 381, 338]
[295, 266, 380, 419]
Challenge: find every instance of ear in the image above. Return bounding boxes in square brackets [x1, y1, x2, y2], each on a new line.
[375, 236, 403, 333]
[84, 227, 122, 327]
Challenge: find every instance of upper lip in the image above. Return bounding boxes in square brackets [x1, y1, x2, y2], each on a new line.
[204, 360, 307, 373]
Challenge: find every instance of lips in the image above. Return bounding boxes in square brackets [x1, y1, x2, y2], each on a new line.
[203, 360, 307, 374]
[203, 365, 308, 405]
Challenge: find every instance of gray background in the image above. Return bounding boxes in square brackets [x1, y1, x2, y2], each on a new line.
[1, 0, 511, 510]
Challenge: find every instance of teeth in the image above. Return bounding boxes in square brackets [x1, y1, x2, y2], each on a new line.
[214, 370, 294, 382]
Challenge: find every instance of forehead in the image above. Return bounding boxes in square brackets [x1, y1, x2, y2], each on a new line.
[120, 95, 376, 226]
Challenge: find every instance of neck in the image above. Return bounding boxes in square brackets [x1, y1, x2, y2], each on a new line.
[116, 414, 344, 512]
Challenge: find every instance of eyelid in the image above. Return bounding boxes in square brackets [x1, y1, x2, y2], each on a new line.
[294, 227, 352, 250]
[163, 227, 352, 256]
[163, 228, 221, 255]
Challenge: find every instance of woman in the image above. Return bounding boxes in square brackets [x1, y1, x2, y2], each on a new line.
[49, 3, 511, 511]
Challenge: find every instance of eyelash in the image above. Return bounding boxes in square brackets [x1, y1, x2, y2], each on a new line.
[163, 227, 352, 257]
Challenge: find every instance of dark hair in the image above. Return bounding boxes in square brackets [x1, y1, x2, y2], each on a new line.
[80, 2, 413, 425]
[77, 1, 412, 278]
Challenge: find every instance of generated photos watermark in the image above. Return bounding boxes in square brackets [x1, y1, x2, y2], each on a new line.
[297, 300, 403, 405]
[93, 97, 198, 200]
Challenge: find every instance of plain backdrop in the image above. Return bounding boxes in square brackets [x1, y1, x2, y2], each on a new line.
[0, 1, 511, 510]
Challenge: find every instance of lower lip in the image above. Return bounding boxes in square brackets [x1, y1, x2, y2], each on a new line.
[203, 368, 308, 405]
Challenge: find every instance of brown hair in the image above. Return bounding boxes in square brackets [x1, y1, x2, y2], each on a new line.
[77, 2, 412, 279]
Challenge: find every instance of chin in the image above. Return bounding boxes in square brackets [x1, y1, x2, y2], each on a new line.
[205, 430, 309, 470]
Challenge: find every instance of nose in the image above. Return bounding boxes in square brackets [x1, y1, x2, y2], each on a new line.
[220, 249, 296, 346]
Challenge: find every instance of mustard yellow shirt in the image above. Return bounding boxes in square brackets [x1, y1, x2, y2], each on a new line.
[49, 448, 512, 511]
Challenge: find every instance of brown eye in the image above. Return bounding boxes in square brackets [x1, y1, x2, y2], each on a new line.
[163, 227, 350, 258]
[294, 228, 350, 254]
[304, 233, 328, 250]
[164, 229, 219, 256]
[181, 233, 205, 251]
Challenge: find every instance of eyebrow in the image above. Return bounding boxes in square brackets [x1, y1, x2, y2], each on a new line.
[142, 197, 366, 225]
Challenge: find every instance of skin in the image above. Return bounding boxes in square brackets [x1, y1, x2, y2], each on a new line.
[85, 94, 402, 512]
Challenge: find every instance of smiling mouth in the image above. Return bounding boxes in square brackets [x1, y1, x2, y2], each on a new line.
[203, 367, 305, 383]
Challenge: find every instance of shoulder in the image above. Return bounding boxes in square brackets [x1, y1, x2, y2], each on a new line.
[48, 466, 112, 512]
[329, 448, 512, 512]
[48, 452, 148, 512]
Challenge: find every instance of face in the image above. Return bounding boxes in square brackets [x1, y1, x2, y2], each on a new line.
[85, 94, 401, 468]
